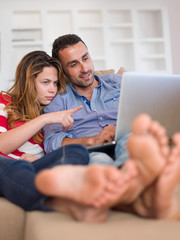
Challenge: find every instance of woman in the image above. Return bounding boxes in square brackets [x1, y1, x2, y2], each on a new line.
[0, 51, 124, 222]
[0, 50, 81, 161]
[0, 51, 90, 210]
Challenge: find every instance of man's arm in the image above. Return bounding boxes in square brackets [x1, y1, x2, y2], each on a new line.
[62, 125, 116, 147]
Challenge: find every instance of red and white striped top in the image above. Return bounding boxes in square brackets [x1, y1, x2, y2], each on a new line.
[0, 93, 44, 159]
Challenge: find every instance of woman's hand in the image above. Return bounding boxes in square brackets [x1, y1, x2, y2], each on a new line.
[20, 154, 38, 162]
[45, 105, 82, 131]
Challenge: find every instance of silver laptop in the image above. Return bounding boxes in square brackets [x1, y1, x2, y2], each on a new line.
[115, 72, 180, 141]
[88, 72, 180, 152]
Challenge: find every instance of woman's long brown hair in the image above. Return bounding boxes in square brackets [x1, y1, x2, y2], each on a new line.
[1, 50, 66, 143]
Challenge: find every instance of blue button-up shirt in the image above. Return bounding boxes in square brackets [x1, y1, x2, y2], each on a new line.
[43, 74, 121, 153]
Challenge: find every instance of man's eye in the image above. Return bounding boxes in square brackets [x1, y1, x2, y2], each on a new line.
[71, 63, 77, 68]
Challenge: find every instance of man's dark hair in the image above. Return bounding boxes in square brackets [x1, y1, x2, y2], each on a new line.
[52, 34, 87, 59]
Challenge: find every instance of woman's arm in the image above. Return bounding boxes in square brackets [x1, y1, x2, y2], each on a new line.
[0, 106, 82, 155]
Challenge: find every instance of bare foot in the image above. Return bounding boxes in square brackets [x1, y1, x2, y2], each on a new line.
[115, 114, 169, 205]
[35, 164, 136, 208]
[101, 160, 138, 208]
[152, 136, 180, 220]
[131, 134, 180, 220]
[132, 114, 169, 157]
[45, 197, 108, 223]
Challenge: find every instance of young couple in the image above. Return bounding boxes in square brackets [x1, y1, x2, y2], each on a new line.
[0, 34, 179, 223]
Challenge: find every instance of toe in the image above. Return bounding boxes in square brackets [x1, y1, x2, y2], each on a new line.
[131, 114, 152, 135]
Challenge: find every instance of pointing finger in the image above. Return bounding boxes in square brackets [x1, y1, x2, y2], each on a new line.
[68, 105, 83, 114]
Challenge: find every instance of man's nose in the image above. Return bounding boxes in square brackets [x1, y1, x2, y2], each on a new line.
[80, 63, 88, 72]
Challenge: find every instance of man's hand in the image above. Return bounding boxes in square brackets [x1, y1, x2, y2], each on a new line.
[93, 125, 116, 145]
[62, 125, 116, 147]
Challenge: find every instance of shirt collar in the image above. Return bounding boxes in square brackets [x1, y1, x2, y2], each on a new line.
[94, 75, 103, 88]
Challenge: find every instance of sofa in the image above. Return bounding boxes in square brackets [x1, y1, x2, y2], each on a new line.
[1, 67, 180, 240]
[1, 193, 180, 240]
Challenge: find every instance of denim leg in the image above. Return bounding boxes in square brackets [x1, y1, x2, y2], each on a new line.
[114, 134, 131, 167]
[0, 156, 47, 211]
[0, 144, 89, 211]
[33, 144, 90, 172]
[89, 135, 130, 168]
[89, 152, 114, 165]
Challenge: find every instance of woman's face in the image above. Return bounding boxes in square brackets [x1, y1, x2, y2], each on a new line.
[35, 66, 59, 105]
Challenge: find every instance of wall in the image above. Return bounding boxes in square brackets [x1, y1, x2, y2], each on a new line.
[0, 0, 180, 90]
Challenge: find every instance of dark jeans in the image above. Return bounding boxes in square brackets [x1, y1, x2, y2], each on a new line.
[0, 144, 89, 211]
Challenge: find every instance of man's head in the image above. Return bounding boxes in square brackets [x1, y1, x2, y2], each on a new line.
[52, 34, 86, 59]
[52, 34, 96, 92]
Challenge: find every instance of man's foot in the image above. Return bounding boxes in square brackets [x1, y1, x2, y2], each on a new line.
[152, 134, 180, 220]
[115, 114, 169, 205]
[35, 164, 136, 208]
[131, 133, 180, 220]
[131, 114, 169, 157]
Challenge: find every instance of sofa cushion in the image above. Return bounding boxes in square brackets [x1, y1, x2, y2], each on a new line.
[94, 68, 115, 75]
[0, 197, 25, 240]
[25, 209, 180, 240]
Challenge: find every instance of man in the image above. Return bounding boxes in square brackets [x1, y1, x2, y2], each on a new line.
[40, 34, 180, 221]
[44, 34, 128, 167]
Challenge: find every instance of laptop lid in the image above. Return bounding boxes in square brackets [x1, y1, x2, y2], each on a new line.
[115, 72, 180, 141]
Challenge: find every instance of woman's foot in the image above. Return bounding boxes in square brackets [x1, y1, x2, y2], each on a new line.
[35, 164, 136, 208]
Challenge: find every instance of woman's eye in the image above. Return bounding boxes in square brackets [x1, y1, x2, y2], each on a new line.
[43, 81, 48, 84]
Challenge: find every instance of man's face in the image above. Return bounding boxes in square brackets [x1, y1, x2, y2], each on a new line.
[58, 41, 95, 90]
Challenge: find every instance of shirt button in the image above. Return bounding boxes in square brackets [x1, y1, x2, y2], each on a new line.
[99, 117, 103, 120]
[113, 97, 116, 101]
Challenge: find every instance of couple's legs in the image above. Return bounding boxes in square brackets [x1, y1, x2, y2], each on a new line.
[35, 114, 174, 222]
[36, 114, 180, 222]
